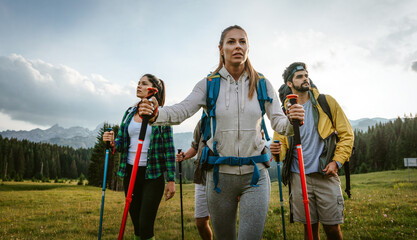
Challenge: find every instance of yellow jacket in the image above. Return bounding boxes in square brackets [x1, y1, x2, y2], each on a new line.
[273, 88, 354, 184]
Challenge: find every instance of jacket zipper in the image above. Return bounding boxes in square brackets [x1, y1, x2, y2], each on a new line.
[236, 81, 240, 157]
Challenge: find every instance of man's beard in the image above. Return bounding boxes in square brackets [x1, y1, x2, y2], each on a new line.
[293, 82, 310, 92]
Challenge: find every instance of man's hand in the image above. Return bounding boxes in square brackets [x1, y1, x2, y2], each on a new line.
[323, 161, 339, 177]
[270, 141, 282, 156]
[176, 151, 186, 162]
[287, 103, 305, 123]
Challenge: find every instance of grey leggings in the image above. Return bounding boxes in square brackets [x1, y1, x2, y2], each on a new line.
[206, 168, 271, 240]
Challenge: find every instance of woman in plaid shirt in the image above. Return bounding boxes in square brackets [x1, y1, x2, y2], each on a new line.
[103, 74, 175, 240]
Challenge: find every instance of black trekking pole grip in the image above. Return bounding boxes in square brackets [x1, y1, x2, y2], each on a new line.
[177, 149, 183, 173]
[138, 116, 150, 140]
[177, 148, 183, 181]
[287, 95, 301, 145]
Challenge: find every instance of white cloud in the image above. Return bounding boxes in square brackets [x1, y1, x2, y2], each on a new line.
[1, 0, 417, 132]
[412, 61, 417, 72]
[0, 54, 135, 129]
[0, 112, 49, 131]
[251, 26, 417, 120]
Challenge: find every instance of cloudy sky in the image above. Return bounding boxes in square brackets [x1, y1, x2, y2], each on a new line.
[0, 0, 416, 133]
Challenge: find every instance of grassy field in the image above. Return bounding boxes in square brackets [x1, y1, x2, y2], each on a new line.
[1, 169, 416, 240]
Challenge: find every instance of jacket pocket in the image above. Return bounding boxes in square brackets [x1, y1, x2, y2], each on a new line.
[319, 132, 338, 174]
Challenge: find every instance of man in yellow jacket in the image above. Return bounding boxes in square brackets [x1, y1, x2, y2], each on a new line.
[271, 62, 354, 240]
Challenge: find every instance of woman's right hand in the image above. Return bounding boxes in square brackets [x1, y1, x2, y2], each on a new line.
[102, 131, 115, 147]
[138, 96, 159, 122]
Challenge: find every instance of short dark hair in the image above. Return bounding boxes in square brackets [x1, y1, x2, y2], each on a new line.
[282, 62, 307, 83]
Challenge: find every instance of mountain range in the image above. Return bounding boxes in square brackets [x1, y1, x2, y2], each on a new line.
[0, 118, 395, 149]
[0, 124, 101, 149]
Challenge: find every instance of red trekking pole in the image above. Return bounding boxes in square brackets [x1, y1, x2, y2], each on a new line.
[118, 87, 158, 240]
[287, 94, 313, 240]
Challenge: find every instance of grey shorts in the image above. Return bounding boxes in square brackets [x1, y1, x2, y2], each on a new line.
[290, 172, 344, 225]
[195, 183, 209, 218]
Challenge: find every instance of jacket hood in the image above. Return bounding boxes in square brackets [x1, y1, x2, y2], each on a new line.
[218, 66, 248, 112]
[309, 88, 320, 106]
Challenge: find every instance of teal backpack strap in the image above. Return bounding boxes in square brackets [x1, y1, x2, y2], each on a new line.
[256, 73, 273, 141]
[200, 111, 210, 141]
[199, 73, 221, 169]
[205, 73, 220, 148]
[200, 73, 221, 142]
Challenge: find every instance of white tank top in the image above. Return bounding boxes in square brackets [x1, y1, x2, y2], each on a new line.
[127, 119, 152, 166]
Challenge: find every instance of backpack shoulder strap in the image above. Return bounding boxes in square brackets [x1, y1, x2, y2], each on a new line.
[256, 73, 273, 141]
[206, 73, 221, 116]
[317, 93, 352, 198]
[317, 94, 333, 126]
[200, 73, 221, 154]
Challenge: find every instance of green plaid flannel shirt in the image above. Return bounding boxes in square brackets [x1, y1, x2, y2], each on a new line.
[115, 107, 175, 182]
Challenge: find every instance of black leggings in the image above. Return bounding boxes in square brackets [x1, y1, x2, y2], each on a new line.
[123, 164, 165, 239]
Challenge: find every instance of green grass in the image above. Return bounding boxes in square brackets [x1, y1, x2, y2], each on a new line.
[1, 169, 416, 239]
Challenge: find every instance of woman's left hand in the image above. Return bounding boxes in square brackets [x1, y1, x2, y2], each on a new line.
[164, 181, 176, 201]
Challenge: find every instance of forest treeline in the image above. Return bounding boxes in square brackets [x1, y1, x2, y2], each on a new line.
[0, 136, 92, 181]
[1, 116, 416, 189]
[348, 115, 417, 174]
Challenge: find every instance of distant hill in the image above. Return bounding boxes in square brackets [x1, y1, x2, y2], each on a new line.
[172, 131, 194, 152]
[349, 118, 395, 132]
[0, 117, 395, 149]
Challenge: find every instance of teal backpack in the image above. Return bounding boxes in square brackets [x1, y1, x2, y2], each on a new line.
[200, 72, 272, 193]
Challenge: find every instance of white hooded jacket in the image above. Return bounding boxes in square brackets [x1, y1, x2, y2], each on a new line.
[154, 67, 294, 175]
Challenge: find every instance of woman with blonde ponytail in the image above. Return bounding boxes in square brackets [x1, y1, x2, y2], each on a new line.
[139, 26, 305, 240]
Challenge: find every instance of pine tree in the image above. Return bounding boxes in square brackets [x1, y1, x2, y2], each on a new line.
[69, 159, 78, 179]
[88, 123, 119, 189]
[8, 149, 15, 179]
[17, 147, 25, 177]
[25, 149, 35, 178]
